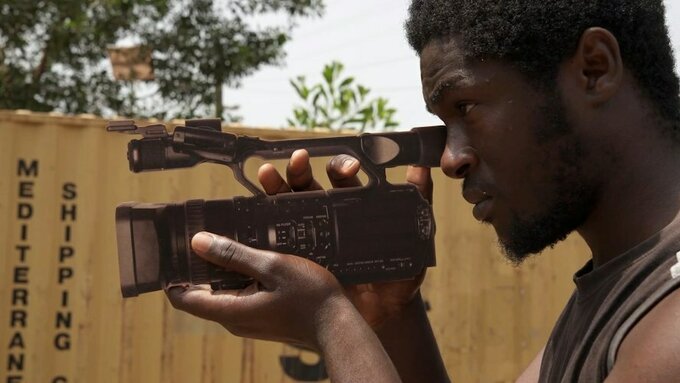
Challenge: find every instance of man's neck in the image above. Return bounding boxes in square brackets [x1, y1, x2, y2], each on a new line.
[578, 129, 680, 268]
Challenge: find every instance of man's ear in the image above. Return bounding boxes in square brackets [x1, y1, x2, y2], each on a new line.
[568, 27, 624, 105]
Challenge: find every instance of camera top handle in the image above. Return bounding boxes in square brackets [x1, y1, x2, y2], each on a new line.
[107, 119, 446, 196]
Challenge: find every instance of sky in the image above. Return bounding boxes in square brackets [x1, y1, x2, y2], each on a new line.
[225, 0, 680, 130]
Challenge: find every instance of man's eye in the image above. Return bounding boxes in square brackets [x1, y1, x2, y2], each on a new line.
[458, 103, 475, 115]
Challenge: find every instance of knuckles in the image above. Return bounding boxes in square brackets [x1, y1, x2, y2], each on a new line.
[167, 289, 188, 311]
[257, 251, 286, 278]
[212, 236, 240, 264]
[326, 155, 357, 178]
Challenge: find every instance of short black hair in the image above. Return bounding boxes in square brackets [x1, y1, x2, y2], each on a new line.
[406, 0, 680, 136]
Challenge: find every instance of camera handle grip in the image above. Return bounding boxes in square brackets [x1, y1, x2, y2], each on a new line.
[232, 136, 380, 196]
[224, 126, 446, 196]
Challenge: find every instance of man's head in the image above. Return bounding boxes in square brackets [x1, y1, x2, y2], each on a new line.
[406, 1, 680, 262]
[406, 0, 680, 131]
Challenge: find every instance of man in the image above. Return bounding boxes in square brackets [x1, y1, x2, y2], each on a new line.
[167, 1, 680, 381]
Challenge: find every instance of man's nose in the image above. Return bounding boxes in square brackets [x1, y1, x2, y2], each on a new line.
[440, 144, 478, 179]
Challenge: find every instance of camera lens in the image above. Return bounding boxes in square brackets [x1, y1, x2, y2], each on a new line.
[115, 200, 250, 297]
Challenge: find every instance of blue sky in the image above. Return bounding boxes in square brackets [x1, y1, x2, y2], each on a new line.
[227, 0, 680, 130]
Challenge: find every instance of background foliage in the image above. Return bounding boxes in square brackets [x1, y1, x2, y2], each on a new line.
[0, 0, 324, 121]
[287, 61, 398, 131]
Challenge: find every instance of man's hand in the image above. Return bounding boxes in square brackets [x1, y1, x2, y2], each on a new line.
[166, 231, 350, 350]
[166, 230, 404, 383]
[257, 149, 434, 328]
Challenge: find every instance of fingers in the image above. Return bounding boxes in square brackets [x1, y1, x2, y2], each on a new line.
[326, 154, 362, 188]
[258, 150, 364, 194]
[257, 150, 323, 194]
[406, 166, 433, 203]
[166, 285, 228, 321]
[286, 150, 323, 191]
[258, 163, 291, 195]
[170, 232, 288, 327]
[166, 283, 264, 324]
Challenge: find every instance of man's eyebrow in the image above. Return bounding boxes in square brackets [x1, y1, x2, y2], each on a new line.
[427, 74, 466, 106]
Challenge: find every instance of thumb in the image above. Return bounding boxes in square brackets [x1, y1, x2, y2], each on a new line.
[406, 166, 433, 203]
[192, 232, 276, 283]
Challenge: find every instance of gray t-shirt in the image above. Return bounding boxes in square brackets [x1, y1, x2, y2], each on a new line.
[538, 215, 680, 382]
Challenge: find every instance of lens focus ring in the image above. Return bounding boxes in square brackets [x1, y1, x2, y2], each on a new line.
[185, 199, 209, 284]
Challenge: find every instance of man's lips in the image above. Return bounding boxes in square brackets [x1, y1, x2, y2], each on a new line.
[463, 189, 493, 221]
[472, 199, 493, 221]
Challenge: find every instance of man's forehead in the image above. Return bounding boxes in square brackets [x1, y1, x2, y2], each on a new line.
[419, 38, 467, 79]
[419, 39, 531, 112]
[420, 39, 474, 107]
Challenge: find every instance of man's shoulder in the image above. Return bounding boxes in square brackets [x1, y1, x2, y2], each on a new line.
[606, 280, 680, 382]
[540, 244, 680, 382]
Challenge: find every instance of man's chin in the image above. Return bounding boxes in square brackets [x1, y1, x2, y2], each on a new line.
[489, 224, 530, 265]
[494, 225, 553, 266]
[497, 239, 535, 266]
[496, 224, 572, 266]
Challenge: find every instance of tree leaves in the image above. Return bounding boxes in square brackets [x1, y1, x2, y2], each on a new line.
[287, 60, 399, 132]
[0, 0, 323, 121]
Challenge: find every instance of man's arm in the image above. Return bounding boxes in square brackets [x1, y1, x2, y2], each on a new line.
[168, 232, 402, 383]
[605, 287, 680, 382]
[317, 298, 402, 382]
[374, 292, 450, 382]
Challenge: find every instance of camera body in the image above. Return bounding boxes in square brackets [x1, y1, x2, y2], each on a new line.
[108, 119, 446, 297]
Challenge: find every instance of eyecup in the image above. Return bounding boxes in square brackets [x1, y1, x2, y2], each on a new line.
[413, 125, 446, 167]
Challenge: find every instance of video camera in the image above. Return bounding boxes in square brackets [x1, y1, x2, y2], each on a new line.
[107, 119, 446, 297]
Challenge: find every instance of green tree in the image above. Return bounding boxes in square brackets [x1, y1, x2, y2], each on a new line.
[0, 0, 324, 120]
[0, 0, 168, 115]
[142, 0, 323, 120]
[287, 61, 399, 132]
